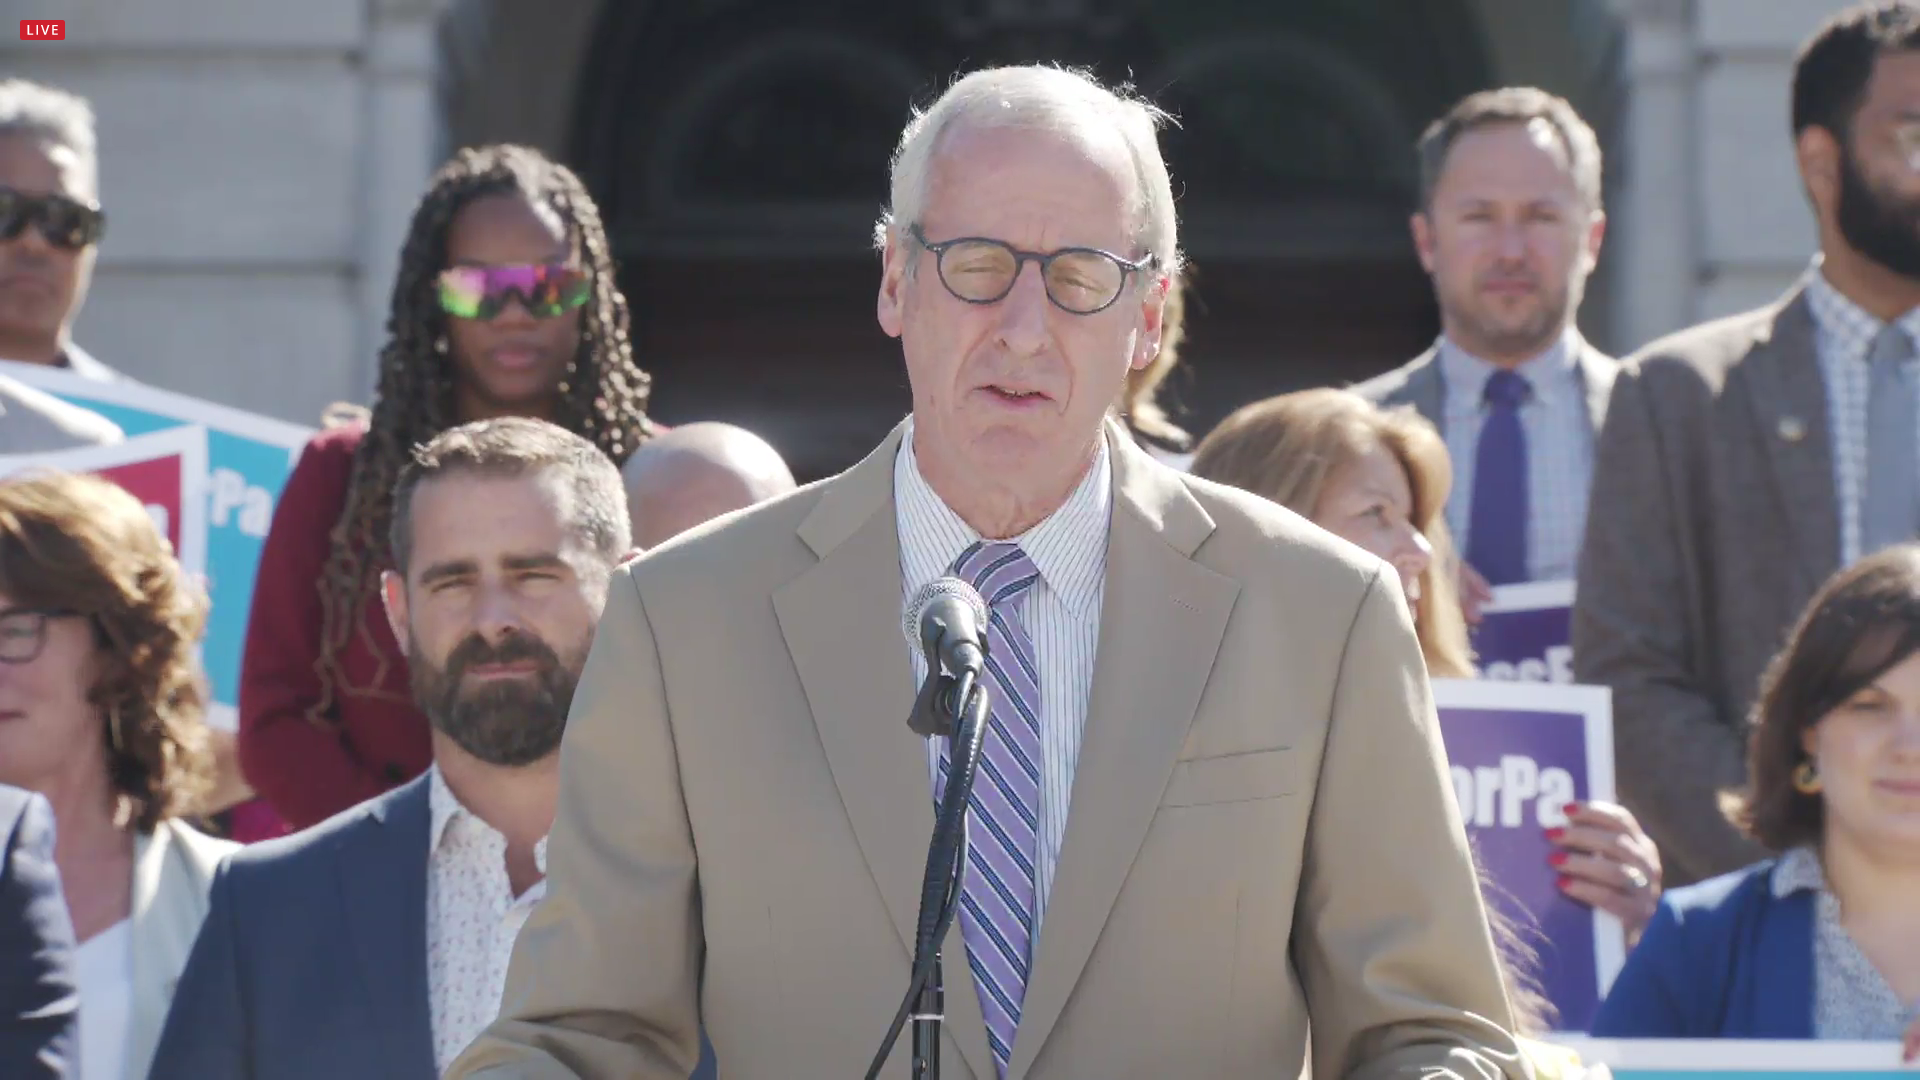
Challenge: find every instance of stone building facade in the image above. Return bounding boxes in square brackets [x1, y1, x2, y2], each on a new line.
[0, 0, 1855, 477]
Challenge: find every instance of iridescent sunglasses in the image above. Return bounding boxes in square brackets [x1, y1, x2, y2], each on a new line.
[436, 262, 590, 320]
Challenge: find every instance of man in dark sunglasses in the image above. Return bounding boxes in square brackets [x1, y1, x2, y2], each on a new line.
[0, 79, 121, 383]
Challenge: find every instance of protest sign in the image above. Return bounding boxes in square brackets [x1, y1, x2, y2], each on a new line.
[1475, 579, 1576, 683]
[1434, 678, 1623, 1032]
[0, 361, 314, 731]
[0, 425, 210, 590]
[1549, 1036, 1910, 1078]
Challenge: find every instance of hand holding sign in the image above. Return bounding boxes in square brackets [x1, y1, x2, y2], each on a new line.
[1549, 801, 1662, 946]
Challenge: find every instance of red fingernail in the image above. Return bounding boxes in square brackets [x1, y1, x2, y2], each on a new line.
[1563, 802, 1580, 815]
[1556, 875, 1572, 890]
[1548, 852, 1569, 867]
[1545, 828, 1565, 842]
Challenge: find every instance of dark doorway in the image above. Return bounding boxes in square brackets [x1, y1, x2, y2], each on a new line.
[572, 0, 1496, 481]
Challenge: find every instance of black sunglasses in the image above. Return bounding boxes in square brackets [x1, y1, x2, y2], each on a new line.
[0, 187, 105, 251]
[908, 224, 1157, 315]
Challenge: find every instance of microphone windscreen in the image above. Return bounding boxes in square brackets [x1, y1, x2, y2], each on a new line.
[902, 576, 988, 652]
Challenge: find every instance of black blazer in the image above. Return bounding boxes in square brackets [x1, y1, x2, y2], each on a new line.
[0, 783, 78, 1079]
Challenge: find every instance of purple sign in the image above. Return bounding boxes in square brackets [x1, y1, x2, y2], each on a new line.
[1433, 679, 1622, 1032]
[1475, 580, 1575, 683]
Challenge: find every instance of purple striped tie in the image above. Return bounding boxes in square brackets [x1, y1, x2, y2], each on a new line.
[934, 540, 1042, 1076]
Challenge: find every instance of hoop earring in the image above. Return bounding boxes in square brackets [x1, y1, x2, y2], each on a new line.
[1792, 760, 1823, 795]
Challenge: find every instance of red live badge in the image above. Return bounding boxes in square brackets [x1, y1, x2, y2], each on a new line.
[19, 20, 65, 40]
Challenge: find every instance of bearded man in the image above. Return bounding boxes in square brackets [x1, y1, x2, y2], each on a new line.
[1573, 2, 1920, 885]
[146, 417, 715, 1080]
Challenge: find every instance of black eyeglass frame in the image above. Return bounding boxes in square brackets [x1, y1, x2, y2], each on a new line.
[907, 223, 1159, 315]
[0, 607, 82, 665]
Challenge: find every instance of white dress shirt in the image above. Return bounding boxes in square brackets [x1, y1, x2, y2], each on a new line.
[74, 918, 132, 1080]
[426, 766, 550, 1073]
[1801, 260, 1920, 565]
[895, 420, 1112, 942]
[1438, 328, 1595, 582]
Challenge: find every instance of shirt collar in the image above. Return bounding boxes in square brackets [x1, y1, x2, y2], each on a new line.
[894, 416, 1112, 617]
[1804, 256, 1920, 357]
[59, 344, 118, 382]
[1771, 845, 1828, 899]
[1437, 328, 1578, 405]
[426, 764, 549, 876]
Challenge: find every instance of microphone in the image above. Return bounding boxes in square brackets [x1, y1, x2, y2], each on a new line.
[903, 578, 989, 738]
[903, 577, 988, 680]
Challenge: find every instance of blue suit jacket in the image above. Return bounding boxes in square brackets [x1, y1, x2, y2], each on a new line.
[0, 784, 79, 1079]
[148, 775, 717, 1079]
[1590, 859, 1815, 1037]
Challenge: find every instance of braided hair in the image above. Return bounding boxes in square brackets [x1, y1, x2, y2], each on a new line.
[309, 143, 652, 723]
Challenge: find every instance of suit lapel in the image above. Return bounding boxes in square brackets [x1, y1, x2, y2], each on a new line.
[1005, 431, 1240, 1080]
[772, 424, 995, 1080]
[1738, 292, 1840, 580]
[336, 778, 437, 1078]
[1403, 347, 1447, 434]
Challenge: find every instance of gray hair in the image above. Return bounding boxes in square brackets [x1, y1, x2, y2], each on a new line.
[0, 79, 99, 195]
[1416, 86, 1602, 212]
[873, 65, 1181, 273]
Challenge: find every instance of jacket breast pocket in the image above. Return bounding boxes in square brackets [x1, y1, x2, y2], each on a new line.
[1160, 748, 1295, 808]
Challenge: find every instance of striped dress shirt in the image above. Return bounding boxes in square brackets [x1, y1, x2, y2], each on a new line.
[1439, 329, 1595, 582]
[895, 420, 1111, 943]
[1801, 261, 1920, 566]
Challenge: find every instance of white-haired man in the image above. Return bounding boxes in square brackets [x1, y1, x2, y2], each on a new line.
[0, 78, 120, 381]
[450, 65, 1524, 1080]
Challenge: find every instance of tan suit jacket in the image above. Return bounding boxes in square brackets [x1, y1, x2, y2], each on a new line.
[449, 421, 1524, 1080]
[1572, 289, 1829, 886]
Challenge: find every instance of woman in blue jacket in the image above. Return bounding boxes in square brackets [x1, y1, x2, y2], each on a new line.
[1591, 545, 1920, 1052]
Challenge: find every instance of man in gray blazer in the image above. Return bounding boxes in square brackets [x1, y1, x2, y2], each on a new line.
[1357, 87, 1616, 608]
[1575, 5, 1920, 885]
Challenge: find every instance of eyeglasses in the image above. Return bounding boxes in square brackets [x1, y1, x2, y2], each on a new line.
[436, 262, 591, 321]
[0, 187, 105, 251]
[0, 608, 79, 665]
[908, 224, 1157, 315]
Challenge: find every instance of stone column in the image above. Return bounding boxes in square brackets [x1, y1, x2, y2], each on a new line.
[1608, 0, 1698, 354]
[357, 0, 450, 398]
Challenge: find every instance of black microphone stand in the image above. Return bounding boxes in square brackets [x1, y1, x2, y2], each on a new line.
[864, 660, 989, 1080]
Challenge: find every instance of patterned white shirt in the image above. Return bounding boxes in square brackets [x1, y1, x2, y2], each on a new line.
[895, 419, 1112, 943]
[1800, 260, 1920, 565]
[1772, 846, 1920, 1038]
[426, 766, 550, 1073]
[1438, 329, 1595, 582]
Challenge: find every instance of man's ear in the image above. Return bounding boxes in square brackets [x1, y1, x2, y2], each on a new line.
[379, 569, 410, 652]
[877, 230, 909, 339]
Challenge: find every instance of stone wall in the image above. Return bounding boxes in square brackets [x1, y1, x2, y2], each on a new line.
[0, 0, 442, 424]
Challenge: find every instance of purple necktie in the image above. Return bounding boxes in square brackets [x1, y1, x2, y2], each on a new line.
[1466, 369, 1531, 586]
[934, 541, 1042, 1076]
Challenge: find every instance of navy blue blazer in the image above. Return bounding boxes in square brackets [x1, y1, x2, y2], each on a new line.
[1590, 859, 1815, 1037]
[148, 775, 717, 1080]
[0, 783, 79, 1079]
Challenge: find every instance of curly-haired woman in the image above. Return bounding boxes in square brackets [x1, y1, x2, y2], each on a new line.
[0, 472, 237, 1080]
[238, 144, 657, 830]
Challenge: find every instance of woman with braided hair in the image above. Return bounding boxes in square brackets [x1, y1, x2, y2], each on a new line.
[236, 144, 654, 831]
